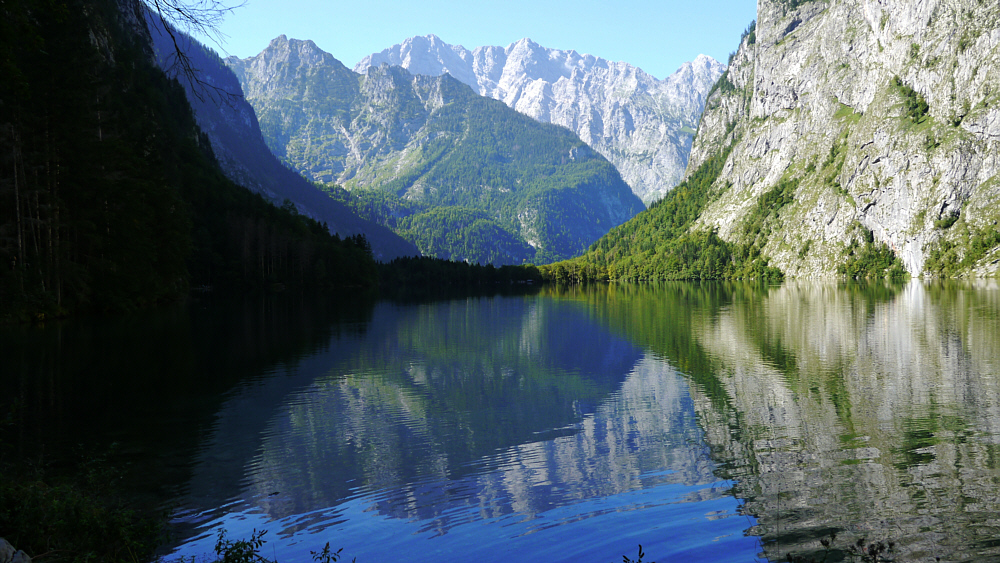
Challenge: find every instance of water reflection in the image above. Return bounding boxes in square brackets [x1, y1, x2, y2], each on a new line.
[12, 281, 997, 562]
[556, 281, 1000, 562]
[0, 292, 376, 503]
[173, 295, 756, 563]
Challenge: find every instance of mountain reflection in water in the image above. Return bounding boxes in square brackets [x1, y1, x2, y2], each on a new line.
[7, 281, 998, 563]
[171, 294, 756, 563]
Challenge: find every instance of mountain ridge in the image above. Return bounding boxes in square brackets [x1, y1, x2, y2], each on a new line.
[355, 35, 725, 204]
[687, 0, 1000, 278]
[555, 0, 1000, 281]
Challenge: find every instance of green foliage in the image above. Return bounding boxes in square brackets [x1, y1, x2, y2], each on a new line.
[707, 68, 736, 99]
[833, 103, 863, 125]
[846, 538, 895, 563]
[924, 224, 1000, 276]
[621, 544, 655, 563]
[311, 542, 348, 563]
[398, 206, 533, 264]
[210, 530, 349, 563]
[782, 532, 897, 563]
[740, 178, 799, 243]
[798, 239, 813, 259]
[0, 446, 163, 563]
[891, 76, 929, 124]
[744, 20, 757, 45]
[958, 30, 973, 52]
[838, 226, 906, 280]
[378, 255, 542, 293]
[539, 145, 785, 282]
[214, 529, 271, 563]
[783, 0, 822, 12]
[933, 212, 959, 230]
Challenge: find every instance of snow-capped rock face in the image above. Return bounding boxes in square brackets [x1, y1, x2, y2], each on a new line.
[356, 36, 725, 204]
[688, 0, 1000, 278]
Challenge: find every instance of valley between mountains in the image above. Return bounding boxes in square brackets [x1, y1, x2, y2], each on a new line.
[204, 0, 1000, 278]
[6, 0, 998, 326]
[215, 35, 723, 265]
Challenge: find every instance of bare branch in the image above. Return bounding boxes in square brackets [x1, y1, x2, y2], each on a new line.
[135, 0, 245, 105]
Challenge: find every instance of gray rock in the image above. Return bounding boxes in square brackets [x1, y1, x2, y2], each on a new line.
[0, 538, 30, 563]
[356, 35, 725, 204]
[687, 0, 1000, 277]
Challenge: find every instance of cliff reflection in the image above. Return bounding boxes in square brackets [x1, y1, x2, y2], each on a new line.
[557, 281, 1000, 562]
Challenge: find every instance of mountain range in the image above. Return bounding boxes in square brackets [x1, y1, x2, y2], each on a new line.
[355, 35, 725, 204]
[225, 36, 645, 264]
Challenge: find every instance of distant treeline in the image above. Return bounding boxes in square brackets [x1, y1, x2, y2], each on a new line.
[379, 256, 541, 287]
[0, 0, 376, 322]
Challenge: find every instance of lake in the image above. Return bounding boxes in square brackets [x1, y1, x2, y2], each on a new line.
[3, 281, 1000, 562]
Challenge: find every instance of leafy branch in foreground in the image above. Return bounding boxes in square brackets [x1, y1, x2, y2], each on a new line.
[621, 544, 655, 563]
[210, 529, 352, 563]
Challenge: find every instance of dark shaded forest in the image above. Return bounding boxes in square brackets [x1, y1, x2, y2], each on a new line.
[0, 0, 377, 322]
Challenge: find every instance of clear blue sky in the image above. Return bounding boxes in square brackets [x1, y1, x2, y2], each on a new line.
[198, 0, 757, 80]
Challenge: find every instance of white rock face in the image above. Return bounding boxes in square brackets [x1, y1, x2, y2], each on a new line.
[356, 35, 725, 204]
[689, 0, 1000, 277]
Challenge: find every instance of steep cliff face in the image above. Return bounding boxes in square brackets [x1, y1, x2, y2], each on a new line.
[690, 0, 1000, 277]
[356, 36, 725, 204]
[226, 36, 644, 264]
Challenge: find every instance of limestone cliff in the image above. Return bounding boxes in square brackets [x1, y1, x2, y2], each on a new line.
[690, 0, 1000, 277]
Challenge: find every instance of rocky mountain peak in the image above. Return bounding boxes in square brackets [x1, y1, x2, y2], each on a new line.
[257, 35, 338, 68]
[227, 35, 354, 102]
[355, 37, 724, 204]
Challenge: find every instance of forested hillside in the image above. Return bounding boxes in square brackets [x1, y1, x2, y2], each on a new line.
[538, 144, 783, 282]
[227, 38, 645, 265]
[145, 18, 418, 260]
[357, 35, 725, 204]
[546, 0, 1000, 282]
[0, 0, 377, 322]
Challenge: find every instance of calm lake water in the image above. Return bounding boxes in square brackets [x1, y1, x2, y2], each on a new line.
[4, 281, 1000, 562]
